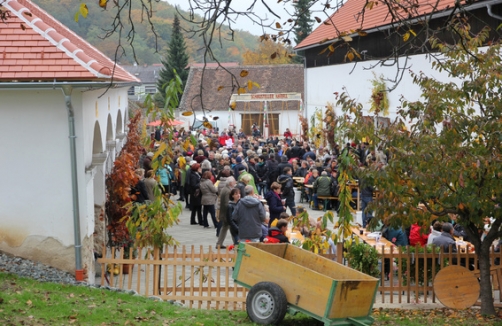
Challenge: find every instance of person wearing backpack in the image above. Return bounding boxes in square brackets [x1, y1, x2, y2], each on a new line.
[277, 167, 296, 217]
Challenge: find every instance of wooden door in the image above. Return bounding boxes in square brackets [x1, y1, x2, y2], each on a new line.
[241, 113, 264, 135]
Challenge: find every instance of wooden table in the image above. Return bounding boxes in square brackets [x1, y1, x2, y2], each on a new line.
[350, 226, 394, 254]
[306, 184, 360, 210]
[286, 228, 305, 243]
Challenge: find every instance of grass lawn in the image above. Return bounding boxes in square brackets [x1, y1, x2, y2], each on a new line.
[1, 272, 501, 325]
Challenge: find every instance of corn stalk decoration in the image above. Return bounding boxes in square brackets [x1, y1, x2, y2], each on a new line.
[369, 72, 389, 116]
[308, 108, 324, 149]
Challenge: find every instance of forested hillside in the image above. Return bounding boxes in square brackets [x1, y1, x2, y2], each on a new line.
[32, 0, 259, 64]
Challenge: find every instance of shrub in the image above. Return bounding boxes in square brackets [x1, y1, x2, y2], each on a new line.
[345, 241, 380, 278]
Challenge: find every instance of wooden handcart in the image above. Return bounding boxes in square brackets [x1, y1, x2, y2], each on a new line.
[233, 243, 379, 325]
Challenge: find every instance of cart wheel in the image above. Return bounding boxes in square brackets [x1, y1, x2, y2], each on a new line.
[246, 282, 287, 325]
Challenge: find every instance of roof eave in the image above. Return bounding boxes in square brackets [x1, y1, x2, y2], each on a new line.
[295, 0, 497, 52]
[0, 80, 140, 90]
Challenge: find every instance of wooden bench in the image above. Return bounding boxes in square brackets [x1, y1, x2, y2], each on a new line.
[317, 196, 339, 211]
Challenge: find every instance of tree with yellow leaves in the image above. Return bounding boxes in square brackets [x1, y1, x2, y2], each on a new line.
[242, 39, 294, 65]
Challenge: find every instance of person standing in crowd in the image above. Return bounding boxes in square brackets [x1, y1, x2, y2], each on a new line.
[266, 153, 279, 189]
[184, 160, 194, 210]
[189, 163, 202, 225]
[177, 156, 186, 202]
[255, 155, 269, 196]
[232, 186, 266, 242]
[265, 182, 286, 226]
[144, 170, 158, 201]
[277, 167, 296, 217]
[131, 168, 149, 204]
[232, 156, 247, 177]
[277, 156, 292, 177]
[238, 162, 258, 195]
[227, 188, 241, 245]
[216, 176, 236, 249]
[156, 163, 172, 195]
[200, 170, 220, 234]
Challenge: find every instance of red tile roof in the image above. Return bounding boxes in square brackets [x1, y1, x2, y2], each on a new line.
[296, 0, 461, 50]
[0, 0, 139, 82]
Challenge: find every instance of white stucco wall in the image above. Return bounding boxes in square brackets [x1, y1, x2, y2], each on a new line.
[0, 85, 129, 277]
[303, 53, 454, 124]
[0, 89, 75, 246]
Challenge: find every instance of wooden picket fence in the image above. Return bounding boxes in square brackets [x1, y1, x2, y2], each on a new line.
[97, 243, 502, 309]
[373, 244, 502, 306]
[98, 245, 247, 310]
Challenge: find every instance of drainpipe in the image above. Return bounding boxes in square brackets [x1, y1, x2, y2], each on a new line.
[61, 85, 83, 282]
[487, 4, 502, 20]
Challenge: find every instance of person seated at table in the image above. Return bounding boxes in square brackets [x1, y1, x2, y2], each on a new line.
[409, 222, 430, 247]
[267, 219, 290, 243]
[382, 221, 408, 280]
[305, 169, 319, 207]
[432, 222, 457, 253]
[427, 221, 443, 245]
[449, 213, 469, 242]
[313, 171, 332, 210]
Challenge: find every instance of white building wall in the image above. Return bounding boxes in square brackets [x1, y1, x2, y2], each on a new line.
[0, 89, 74, 245]
[304, 53, 453, 124]
[0, 86, 130, 277]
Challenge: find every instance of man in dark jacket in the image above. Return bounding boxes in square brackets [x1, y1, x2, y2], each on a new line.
[277, 167, 296, 216]
[302, 146, 316, 160]
[289, 141, 301, 160]
[294, 160, 309, 177]
[266, 153, 279, 188]
[232, 186, 266, 242]
[232, 156, 247, 177]
[255, 155, 269, 196]
[277, 156, 293, 178]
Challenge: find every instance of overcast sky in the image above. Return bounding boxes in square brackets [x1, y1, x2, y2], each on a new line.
[165, 0, 329, 39]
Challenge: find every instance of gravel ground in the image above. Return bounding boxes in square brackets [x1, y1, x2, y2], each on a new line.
[0, 251, 78, 285]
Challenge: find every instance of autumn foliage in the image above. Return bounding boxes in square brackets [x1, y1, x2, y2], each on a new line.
[105, 110, 143, 249]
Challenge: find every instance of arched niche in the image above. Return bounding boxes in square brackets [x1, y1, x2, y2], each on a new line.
[116, 110, 123, 135]
[106, 114, 114, 141]
[92, 121, 103, 154]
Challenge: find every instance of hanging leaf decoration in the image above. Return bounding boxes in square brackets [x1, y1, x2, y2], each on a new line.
[240, 70, 249, 77]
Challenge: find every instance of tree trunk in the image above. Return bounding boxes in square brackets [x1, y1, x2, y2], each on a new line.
[478, 244, 496, 315]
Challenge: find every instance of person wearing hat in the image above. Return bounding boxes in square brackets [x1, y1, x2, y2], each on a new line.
[189, 163, 203, 225]
[237, 165, 258, 195]
[232, 155, 247, 177]
[143, 152, 154, 172]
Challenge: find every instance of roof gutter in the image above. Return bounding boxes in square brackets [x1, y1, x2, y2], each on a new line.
[60, 85, 84, 282]
[295, 0, 501, 52]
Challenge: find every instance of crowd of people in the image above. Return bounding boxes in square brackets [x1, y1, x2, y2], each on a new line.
[134, 124, 390, 248]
